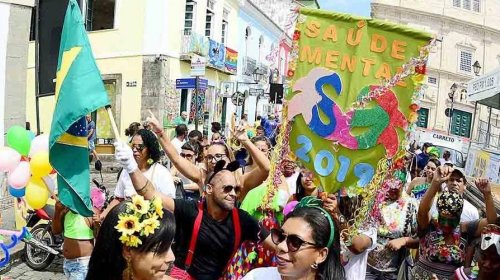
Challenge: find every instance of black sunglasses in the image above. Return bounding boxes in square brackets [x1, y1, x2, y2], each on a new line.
[222, 185, 241, 194]
[270, 228, 317, 252]
[180, 153, 194, 159]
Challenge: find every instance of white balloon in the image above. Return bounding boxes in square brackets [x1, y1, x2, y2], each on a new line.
[29, 134, 49, 157]
[0, 147, 21, 172]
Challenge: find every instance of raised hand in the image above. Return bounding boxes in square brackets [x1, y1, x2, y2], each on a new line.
[232, 125, 249, 143]
[146, 110, 162, 133]
[114, 141, 138, 173]
[433, 165, 453, 184]
[475, 178, 491, 194]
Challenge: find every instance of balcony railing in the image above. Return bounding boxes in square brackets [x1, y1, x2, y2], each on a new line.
[180, 30, 237, 75]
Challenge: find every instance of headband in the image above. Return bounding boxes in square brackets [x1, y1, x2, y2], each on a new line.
[295, 196, 335, 248]
[115, 195, 163, 247]
[207, 160, 241, 184]
[436, 191, 464, 217]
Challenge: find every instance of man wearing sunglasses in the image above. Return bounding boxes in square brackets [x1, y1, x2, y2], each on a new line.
[114, 141, 275, 280]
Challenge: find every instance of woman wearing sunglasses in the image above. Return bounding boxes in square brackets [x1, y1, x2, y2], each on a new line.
[102, 129, 176, 219]
[288, 168, 323, 203]
[146, 111, 270, 198]
[412, 167, 497, 279]
[242, 197, 345, 280]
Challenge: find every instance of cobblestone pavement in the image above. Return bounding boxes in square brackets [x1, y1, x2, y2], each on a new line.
[0, 258, 64, 279]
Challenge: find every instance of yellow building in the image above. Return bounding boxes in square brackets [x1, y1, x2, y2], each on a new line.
[25, 0, 240, 152]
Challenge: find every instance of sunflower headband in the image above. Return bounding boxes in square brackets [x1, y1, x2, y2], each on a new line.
[295, 196, 335, 248]
[115, 195, 164, 247]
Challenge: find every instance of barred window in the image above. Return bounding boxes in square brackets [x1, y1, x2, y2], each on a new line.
[459, 50, 472, 73]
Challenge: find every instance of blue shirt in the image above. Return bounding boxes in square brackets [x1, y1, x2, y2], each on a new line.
[87, 120, 96, 141]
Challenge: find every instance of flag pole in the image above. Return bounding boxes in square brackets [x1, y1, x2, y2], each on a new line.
[105, 106, 120, 140]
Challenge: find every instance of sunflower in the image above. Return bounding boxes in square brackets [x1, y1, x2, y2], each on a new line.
[131, 195, 150, 215]
[119, 234, 143, 247]
[152, 197, 164, 218]
[115, 214, 141, 236]
[141, 214, 160, 237]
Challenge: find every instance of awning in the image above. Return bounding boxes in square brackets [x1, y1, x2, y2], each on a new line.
[467, 67, 500, 109]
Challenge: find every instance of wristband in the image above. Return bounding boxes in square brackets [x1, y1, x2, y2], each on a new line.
[154, 129, 164, 136]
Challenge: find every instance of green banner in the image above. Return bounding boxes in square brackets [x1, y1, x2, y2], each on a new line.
[286, 9, 432, 194]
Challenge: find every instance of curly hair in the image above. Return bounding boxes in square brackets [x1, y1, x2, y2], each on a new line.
[134, 129, 161, 163]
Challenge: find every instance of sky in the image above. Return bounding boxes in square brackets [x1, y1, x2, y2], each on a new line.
[317, 0, 372, 17]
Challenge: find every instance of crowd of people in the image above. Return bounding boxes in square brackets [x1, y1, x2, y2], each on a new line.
[51, 112, 499, 280]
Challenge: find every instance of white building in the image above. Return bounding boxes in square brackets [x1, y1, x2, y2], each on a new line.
[0, 0, 33, 146]
[372, 0, 500, 149]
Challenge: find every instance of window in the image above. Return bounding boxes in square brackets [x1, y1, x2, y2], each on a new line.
[205, 11, 213, 37]
[459, 50, 473, 73]
[473, 0, 480, 12]
[417, 108, 429, 128]
[184, 0, 196, 35]
[221, 20, 228, 45]
[207, 0, 215, 10]
[451, 109, 472, 137]
[428, 76, 437, 85]
[85, 0, 115, 31]
[453, 0, 480, 11]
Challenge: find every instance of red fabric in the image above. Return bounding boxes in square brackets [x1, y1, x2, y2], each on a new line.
[170, 266, 196, 280]
[185, 202, 204, 268]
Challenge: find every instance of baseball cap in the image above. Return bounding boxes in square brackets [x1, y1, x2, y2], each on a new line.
[450, 169, 467, 184]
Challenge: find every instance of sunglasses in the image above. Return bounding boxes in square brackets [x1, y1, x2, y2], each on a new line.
[222, 185, 241, 194]
[206, 153, 226, 162]
[270, 228, 317, 252]
[438, 215, 460, 228]
[180, 153, 195, 159]
[131, 144, 146, 152]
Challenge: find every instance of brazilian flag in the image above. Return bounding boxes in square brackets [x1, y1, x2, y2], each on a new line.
[49, 0, 110, 217]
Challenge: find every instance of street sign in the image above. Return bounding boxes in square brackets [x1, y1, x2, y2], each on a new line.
[176, 78, 208, 90]
[191, 55, 206, 76]
[231, 92, 245, 106]
[467, 67, 500, 109]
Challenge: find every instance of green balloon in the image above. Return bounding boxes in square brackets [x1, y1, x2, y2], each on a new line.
[6, 126, 31, 156]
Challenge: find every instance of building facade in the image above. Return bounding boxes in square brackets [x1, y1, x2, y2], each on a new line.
[1, 0, 33, 146]
[372, 0, 500, 149]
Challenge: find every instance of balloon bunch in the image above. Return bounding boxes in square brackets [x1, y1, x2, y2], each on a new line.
[0, 126, 53, 210]
[0, 227, 30, 267]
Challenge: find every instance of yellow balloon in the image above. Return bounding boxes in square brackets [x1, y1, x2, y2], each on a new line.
[25, 179, 49, 210]
[30, 151, 52, 178]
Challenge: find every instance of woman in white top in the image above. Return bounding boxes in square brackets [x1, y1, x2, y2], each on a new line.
[243, 197, 345, 280]
[102, 129, 175, 218]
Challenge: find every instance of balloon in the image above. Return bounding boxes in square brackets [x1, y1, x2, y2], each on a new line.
[30, 151, 52, 178]
[25, 179, 49, 210]
[7, 161, 31, 189]
[0, 147, 21, 172]
[6, 126, 31, 156]
[8, 186, 25, 198]
[28, 131, 36, 140]
[29, 134, 49, 157]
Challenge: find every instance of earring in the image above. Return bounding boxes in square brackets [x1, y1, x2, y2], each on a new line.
[147, 158, 154, 165]
[125, 258, 134, 280]
[311, 262, 318, 269]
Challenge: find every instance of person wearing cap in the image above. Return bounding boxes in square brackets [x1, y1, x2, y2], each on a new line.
[453, 223, 500, 280]
[416, 142, 433, 170]
[429, 168, 480, 223]
[411, 167, 497, 279]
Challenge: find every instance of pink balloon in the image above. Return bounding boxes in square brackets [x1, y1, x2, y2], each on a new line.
[0, 147, 21, 172]
[8, 161, 31, 189]
[29, 134, 49, 157]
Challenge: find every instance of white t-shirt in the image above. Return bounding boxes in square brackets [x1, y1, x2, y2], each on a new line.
[343, 228, 377, 280]
[171, 137, 185, 155]
[242, 267, 281, 280]
[114, 163, 176, 199]
[285, 171, 300, 195]
[430, 198, 479, 223]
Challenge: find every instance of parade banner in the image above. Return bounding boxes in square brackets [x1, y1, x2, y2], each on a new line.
[225, 47, 238, 74]
[286, 9, 432, 194]
[208, 39, 226, 70]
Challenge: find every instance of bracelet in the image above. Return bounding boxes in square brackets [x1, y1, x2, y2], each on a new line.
[137, 180, 150, 195]
[154, 129, 164, 136]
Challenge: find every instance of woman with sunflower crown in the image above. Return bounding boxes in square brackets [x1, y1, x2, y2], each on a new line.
[86, 196, 176, 280]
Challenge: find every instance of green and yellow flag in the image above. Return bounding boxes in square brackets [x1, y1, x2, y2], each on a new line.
[49, 0, 110, 217]
[286, 9, 432, 194]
